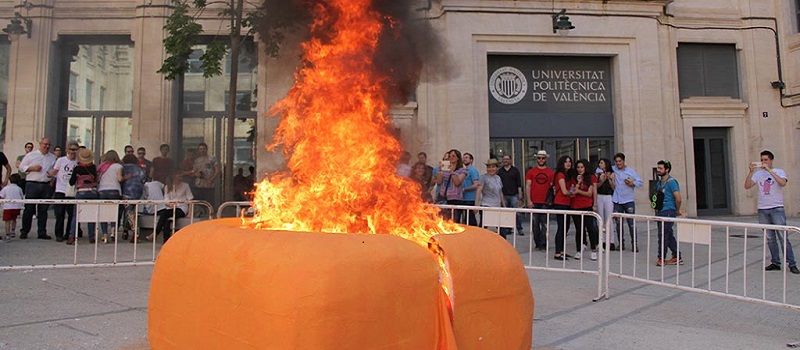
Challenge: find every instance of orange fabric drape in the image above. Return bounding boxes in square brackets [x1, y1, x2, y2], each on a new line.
[149, 220, 532, 350]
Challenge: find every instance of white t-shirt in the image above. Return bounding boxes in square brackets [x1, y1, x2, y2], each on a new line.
[52, 156, 78, 194]
[142, 181, 165, 214]
[752, 168, 787, 209]
[97, 163, 123, 192]
[164, 182, 194, 214]
[0, 184, 24, 210]
[396, 164, 412, 177]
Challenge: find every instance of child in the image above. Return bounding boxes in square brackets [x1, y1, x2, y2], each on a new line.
[0, 174, 25, 241]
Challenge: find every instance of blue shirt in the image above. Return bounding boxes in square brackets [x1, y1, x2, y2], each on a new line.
[462, 165, 480, 201]
[612, 165, 643, 204]
[656, 177, 680, 211]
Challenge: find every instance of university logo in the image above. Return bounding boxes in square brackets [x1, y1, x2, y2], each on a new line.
[489, 66, 527, 105]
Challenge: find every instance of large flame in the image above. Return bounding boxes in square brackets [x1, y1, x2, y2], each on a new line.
[249, 0, 462, 244]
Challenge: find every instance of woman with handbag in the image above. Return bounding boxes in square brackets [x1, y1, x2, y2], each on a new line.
[434, 149, 467, 221]
[67, 149, 99, 245]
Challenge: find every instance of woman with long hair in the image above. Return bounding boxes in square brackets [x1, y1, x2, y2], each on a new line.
[553, 155, 576, 260]
[410, 161, 434, 203]
[571, 159, 599, 261]
[96, 150, 123, 243]
[594, 158, 617, 250]
[434, 149, 467, 221]
[147, 174, 193, 243]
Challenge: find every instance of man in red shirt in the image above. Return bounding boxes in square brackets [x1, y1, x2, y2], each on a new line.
[525, 150, 555, 251]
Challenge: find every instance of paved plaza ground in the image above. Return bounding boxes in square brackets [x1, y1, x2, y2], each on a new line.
[0, 215, 799, 349]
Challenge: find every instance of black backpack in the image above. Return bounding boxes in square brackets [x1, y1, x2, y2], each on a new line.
[650, 178, 673, 211]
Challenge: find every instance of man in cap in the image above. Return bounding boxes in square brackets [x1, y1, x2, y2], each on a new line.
[526, 150, 555, 250]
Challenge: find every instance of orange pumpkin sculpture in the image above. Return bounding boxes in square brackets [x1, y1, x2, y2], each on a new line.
[148, 220, 533, 349]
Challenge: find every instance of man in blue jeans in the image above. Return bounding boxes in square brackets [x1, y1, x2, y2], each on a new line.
[612, 153, 643, 252]
[653, 160, 684, 266]
[744, 150, 798, 274]
[498, 155, 523, 236]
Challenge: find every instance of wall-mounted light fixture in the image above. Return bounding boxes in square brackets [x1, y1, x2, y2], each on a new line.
[552, 9, 575, 34]
[3, 0, 34, 42]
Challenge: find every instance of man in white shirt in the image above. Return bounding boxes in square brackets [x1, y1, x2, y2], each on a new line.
[48, 140, 79, 242]
[612, 152, 643, 252]
[744, 150, 798, 274]
[18, 137, 57, 240]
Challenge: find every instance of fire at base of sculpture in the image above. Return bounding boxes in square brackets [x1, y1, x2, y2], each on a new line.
[148, 219, 533, 349]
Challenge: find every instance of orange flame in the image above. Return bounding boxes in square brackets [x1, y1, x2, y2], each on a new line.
[248, 0, 462, 245]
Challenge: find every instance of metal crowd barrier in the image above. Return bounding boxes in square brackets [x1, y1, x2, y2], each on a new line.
[11, 197, 798, 312]
[604, 213, 800, 311]
[436, 204, 606, 300]
[217, 201, 253, 219]
[0, 199, 213, 271]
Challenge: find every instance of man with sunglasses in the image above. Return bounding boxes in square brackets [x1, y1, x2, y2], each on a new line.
[18, 137, 57, 240]
[48, 141, 79, 242]
[525, 150, 554, 250]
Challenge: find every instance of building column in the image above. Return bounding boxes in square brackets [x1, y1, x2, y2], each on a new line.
[131, 3, 174, 155]
[5, 0, 55, 161]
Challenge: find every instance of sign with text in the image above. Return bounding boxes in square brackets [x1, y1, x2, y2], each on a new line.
[488, 55, 613, 114]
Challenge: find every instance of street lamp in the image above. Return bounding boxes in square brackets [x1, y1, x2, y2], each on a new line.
[552, 9, 575, 35]
[3, 12, 31, 42]
[4, 0, 34, 42]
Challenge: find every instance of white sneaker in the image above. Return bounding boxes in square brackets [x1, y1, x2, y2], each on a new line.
[590, 252, 598, 261]
[574, 251, 582, 260]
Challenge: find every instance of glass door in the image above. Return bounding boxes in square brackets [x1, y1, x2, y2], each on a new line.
[490, 138, 614, 173]
[520, 138, 613, 170]
[66, 115, 131, 159]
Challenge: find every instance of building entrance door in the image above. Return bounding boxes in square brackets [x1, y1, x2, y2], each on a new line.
[490, 138, 613, 173]
[693, 127, 731, 215]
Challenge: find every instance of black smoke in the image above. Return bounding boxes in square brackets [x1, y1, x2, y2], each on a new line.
[253, 0, 453, 104]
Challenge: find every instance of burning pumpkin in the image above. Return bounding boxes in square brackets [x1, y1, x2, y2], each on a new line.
[148, 220, 533, 349]
[150, 0, 534, 348]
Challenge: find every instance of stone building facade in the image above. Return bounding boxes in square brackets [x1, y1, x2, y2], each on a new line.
[1, 0, 799, 215]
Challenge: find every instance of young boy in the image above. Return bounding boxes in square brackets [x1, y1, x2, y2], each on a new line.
[0, 174, 25, 241]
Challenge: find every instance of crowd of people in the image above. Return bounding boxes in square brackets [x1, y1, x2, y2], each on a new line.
[0, 138, 256, 245]
[400, 149, 796, 273]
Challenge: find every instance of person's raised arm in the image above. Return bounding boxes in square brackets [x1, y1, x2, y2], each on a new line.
[744, 163, 758, 190]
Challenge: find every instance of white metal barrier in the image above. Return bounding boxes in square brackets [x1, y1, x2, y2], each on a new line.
[217, 201, 253, 219]
[0, 198, 213, 271]
[604, 212, 800, 310]
[436, 204, 607, 300]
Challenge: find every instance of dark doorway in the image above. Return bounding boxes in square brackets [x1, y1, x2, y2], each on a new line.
[693, 127, 731, 215]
